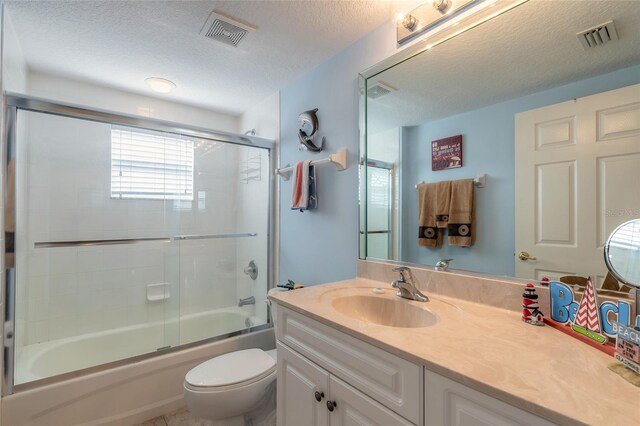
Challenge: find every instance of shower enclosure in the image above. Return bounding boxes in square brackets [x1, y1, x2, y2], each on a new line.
[3, 96, 274, 392]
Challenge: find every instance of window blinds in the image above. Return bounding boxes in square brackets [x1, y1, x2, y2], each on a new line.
[111, 126, 194, 200]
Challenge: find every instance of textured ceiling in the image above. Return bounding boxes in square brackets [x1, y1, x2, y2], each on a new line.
[368, 0, 640, 134]
[5, 0, 414, 115]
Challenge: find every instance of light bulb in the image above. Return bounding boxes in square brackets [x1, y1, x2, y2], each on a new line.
[145, 77, 176, 94]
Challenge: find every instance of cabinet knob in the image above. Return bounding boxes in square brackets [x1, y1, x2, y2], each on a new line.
[314, 391, 324, 402]
[327, 400, 337, 412]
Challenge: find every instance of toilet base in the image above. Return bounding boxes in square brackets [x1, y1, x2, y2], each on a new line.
[184, 373, 276, 423]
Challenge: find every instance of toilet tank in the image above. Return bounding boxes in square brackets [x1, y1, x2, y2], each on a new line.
[267, 287, 288, 328]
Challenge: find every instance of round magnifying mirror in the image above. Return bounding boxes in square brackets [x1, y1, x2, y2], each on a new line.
[604, 219, 640, 288]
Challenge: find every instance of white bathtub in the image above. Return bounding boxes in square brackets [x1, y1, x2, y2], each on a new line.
[4, 327, 275, 426]
[16, 307, 265, 385]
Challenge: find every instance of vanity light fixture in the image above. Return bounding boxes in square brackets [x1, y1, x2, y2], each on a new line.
[433, 0, 452, 15]
[402, 14, 419, 31]
[397, 0, 526, 45]
[145, 77, 176, 94]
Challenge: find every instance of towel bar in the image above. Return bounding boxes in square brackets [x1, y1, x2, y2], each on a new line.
[415, 174, 486, 189]
[276, 148, 348, 181]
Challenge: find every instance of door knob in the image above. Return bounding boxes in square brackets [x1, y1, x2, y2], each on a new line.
[518, 251, 537, 261]
[327, 400, 337, 412]
[315, 391, 324, 402]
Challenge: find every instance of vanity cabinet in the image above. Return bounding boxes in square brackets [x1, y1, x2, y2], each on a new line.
[424, 371, 556, 426]
[278, 343, 413, 426]
[276, 305, 555, 426]
[276, 306, 421, 425]
[277, 342, 329, 426]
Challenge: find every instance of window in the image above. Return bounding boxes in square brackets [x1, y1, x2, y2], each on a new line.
[111, 126, 194, 200]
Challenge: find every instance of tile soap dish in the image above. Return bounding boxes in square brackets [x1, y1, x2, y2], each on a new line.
[147, 283, 171, 301]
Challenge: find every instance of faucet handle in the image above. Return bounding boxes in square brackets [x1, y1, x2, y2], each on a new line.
[392, 266, 410, 272]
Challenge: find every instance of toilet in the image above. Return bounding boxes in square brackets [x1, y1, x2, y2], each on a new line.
[183, 348, 277, 423]
[183, 288, 284, 423]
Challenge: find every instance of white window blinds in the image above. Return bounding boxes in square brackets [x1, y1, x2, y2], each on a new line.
[111, 126, 194, 200]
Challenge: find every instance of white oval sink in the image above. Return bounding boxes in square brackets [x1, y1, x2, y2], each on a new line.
[331, 295, 438, 328]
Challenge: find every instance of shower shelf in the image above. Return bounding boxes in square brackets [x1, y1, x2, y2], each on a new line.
[241, 153, 262, 184]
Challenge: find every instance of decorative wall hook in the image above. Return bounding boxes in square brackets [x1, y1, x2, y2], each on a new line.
[298, 108, 325, 152]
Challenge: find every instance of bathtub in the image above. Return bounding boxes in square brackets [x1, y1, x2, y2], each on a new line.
[4, 309, 274, 426]
[16, 307, 265, 385]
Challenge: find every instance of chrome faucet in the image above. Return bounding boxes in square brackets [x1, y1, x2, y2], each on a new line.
[391, 266, 428, 302]
[435, 258, 453, 271]
[238, 296, 255, 307]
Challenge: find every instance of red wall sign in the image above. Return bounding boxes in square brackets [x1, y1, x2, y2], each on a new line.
[432, 135, 463, 171]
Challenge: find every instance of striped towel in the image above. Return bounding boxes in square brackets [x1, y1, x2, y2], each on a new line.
[291, 161, 317, 211]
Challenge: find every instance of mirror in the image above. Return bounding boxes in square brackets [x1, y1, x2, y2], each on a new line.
[361, 0, 640, 290]
[605, 220, 640, 287]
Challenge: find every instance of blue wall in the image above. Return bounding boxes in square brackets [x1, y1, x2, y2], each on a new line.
[401, 64, 640, 276]
[278, 24, 399, 285]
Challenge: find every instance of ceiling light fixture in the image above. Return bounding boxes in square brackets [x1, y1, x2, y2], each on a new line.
[145, 77, 176, 94]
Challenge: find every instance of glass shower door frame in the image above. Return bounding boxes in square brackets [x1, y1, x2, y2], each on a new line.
[2, 95, 276, 395]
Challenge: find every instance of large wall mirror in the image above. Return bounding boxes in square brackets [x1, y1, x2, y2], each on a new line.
[360, 0, 640, 291]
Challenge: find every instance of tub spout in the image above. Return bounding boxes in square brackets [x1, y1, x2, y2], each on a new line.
[238, 296, 256, 307]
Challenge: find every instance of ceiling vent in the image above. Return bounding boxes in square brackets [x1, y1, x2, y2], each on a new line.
[367, 81, 398, 99]
[200, 11, 255, 48]
[576, 20, 618, 50]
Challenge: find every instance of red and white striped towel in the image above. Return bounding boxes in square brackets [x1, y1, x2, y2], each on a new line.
[291, 160, 311, 210]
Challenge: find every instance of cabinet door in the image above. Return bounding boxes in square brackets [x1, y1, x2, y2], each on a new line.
[329, 376, 414, 426]
[277, 343, 330, 426]
[425, 371, 556, 426]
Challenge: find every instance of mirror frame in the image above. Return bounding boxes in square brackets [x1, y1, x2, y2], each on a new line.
[357, 0, 638, 301]
[358, 0, 528, 262]
[604, 219, 640, 288]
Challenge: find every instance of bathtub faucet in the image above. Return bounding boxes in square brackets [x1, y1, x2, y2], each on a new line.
[238, 296, 256, 307]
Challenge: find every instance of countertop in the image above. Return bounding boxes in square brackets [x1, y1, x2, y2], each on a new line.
[269, 278, 640, 426]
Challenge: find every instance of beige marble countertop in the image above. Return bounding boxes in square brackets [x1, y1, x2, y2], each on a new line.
[270, 278, 640, 426]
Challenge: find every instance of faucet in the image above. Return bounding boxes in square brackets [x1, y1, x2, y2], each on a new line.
[435, 258, 453, 271]
[391, 266, 428, 302]
[238, 296, 255, 307]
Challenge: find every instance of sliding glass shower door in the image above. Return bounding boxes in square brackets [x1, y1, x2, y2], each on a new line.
[9, 105, 271, 387]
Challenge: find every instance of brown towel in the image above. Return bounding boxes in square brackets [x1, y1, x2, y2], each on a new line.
[418, 183, 442, 248]
[435, 180, 451, 228]
[447, 179, 475, 247]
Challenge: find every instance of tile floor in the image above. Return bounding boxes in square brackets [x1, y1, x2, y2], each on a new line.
[136, 406, 217, 426]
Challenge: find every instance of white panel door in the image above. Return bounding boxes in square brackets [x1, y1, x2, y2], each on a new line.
[328, 376, 414, 426]
[277, 343, 330, 426]
[515, 84, 640, 283]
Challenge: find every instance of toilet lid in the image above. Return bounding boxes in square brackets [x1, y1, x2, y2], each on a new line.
[185, 348, 276, 388]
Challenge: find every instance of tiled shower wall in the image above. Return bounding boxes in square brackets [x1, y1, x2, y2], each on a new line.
[16, 111, 269, 346]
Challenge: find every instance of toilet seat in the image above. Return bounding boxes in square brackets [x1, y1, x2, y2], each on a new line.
[185, 348, 276, 390]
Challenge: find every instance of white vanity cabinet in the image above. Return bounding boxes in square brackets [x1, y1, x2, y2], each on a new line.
[276, 305, 556, 426]
[278, 343, 413, 426]
[276, 306, 421, 425]
[424, 371, 556, 426]
[277, 343, 329, 426]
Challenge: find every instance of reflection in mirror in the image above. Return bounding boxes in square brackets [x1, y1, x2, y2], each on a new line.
[605, 220, 640, 287]
[361, 0, 640, 290]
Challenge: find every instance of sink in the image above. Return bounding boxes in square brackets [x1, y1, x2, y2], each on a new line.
[331, 295, 439, 328]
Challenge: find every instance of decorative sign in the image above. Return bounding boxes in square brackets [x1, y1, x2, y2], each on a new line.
[548, 280, 639, 347]
[613, 322, 640, 374]
[570, 278, 607, 344]
[432, 135, 462, 171]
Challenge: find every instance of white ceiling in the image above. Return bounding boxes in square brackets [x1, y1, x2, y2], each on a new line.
[5, 0, 414, 116]
[367, 0, 640, 134]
